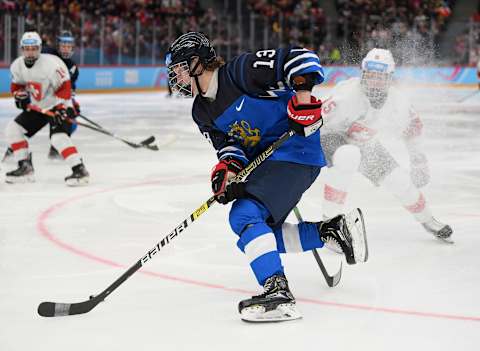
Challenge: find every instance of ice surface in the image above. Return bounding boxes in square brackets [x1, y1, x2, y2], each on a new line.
[1, 88, 479, 350]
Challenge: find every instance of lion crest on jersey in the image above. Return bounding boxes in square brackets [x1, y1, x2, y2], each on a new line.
[228, 120, 261, 148]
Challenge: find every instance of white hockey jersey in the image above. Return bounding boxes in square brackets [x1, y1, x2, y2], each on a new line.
[10, 53, 72, 110]
[318, 78, 422, 144]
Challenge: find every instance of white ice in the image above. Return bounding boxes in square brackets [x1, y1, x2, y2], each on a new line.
[0, 87, 479, 351]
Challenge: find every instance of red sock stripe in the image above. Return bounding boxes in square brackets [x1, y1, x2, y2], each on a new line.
[61, 146, 78, 159]
[11, 140, 28, 151]
[405, 193, 426, 213]
[324, 184, 347, 204]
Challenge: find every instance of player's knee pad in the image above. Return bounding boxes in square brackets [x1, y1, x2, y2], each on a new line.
[5, 120, 27, 143]
[332, 144, 361, 172]
[229, 198, 271, 235]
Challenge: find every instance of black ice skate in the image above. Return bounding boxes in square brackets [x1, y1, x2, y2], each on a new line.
[422, 217, 453, 244]
[5, 154, 34, 184]
[48, 146, 62, 160]
[317, 208, 369, 264]
[238, 274, 301, 322]
[65, 163, 89, 186]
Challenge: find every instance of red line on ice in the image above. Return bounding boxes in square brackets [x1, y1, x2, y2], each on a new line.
[36, 180, 480, 323]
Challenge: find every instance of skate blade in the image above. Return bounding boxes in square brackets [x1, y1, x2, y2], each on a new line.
[5, 174, 35, 184]
[345, 208, 369, 263]
[436, 236, 454, 244]
[65, 176, 89, 187]
[240, 303, 302, 323]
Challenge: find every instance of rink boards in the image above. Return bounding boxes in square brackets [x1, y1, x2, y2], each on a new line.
[0, 65, 478, 96]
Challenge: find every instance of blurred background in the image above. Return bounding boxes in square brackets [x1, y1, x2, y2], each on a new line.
[0, 0, 479, 92]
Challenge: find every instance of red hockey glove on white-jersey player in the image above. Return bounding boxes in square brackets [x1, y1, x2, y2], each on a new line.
[13, 90, 31, 110]
[287, 95, 323, 136]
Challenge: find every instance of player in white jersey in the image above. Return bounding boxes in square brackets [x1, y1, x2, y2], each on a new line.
[4, 31, 89, 186]
[317, 48, 452, 243]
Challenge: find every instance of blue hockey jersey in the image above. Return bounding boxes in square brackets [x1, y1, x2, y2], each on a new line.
[192, 47, 327, 167]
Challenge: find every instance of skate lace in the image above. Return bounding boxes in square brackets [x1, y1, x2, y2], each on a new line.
[322, 220, 350, 249]
[255, 276, 287, 298]
[323, 236, 342, 251]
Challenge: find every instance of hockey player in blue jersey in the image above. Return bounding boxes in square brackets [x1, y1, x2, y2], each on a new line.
[166, 32, 369, 322]
[43, 31, 81, 159]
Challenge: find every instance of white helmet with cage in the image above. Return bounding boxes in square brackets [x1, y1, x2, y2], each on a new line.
[360, 48, 395, 109]
[20, 31, 42, 67]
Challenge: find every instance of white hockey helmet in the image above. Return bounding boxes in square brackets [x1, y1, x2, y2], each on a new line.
[360, 48, 395, 109]
[20, 31, 42, 67]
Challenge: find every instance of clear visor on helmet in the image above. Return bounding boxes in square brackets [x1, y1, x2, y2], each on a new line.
[58, 42, 74, 59]
[360, 71, 392, 109]
[168, 61, 193, 98]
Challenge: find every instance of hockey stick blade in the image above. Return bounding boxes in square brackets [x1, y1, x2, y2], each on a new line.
[140, 136, 159, 151]
[312, 249, 342, 287]
[140, 136, 155, 145]
[292, 207, 342, 287]
[38, 295, 103, 317]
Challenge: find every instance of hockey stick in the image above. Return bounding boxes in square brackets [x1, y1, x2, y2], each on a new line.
[77, 113, 104, 129]
[74, 120, 158, 151]
[37, 130, 296, 317]
[78, 114, 157, 149]
[457, 90, 479, 103]
[26, 105, 158, 151]
[292, 207, 342, 287]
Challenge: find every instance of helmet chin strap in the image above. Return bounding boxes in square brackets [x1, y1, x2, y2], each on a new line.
[189, 59, 206, 96]
[194, 76, 205, 96]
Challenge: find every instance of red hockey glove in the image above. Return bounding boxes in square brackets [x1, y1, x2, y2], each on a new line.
[13, 90, 31, 110]
[287, 95, 323, 137]
[211, 157, 245, 204]
[410, 153, 430, 188]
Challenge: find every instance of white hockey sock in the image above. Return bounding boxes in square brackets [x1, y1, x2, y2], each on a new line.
[382, 167, 433, 223]
[6, 120, 29, 161]
[280, 223, 303, 253]
[50, 133, 82, 168]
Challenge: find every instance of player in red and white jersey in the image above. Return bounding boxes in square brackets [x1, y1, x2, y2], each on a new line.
[5, 31, 89, 186]
[317, 48, 453, 243]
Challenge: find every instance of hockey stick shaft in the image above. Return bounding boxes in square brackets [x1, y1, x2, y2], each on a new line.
[78, 114, 155, 148]
[38, 129, 296, 317]
[77, 113, 104, 129]
[292, 207, 342, 287]
[26, 105, 158, 150]
[457, 90, 479, 103]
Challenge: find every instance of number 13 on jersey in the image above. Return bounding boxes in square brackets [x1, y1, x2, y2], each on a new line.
[253, 49, 276, 69]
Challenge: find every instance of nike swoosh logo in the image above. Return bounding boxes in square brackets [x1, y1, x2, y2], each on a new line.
[236, 97, 245, 112]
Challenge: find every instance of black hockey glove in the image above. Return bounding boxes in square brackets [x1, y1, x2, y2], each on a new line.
[67, 98, 81, 118]
[51, 104, 69, 127]
[211, 157, 245, 204]
[13, 90, 31, 110]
